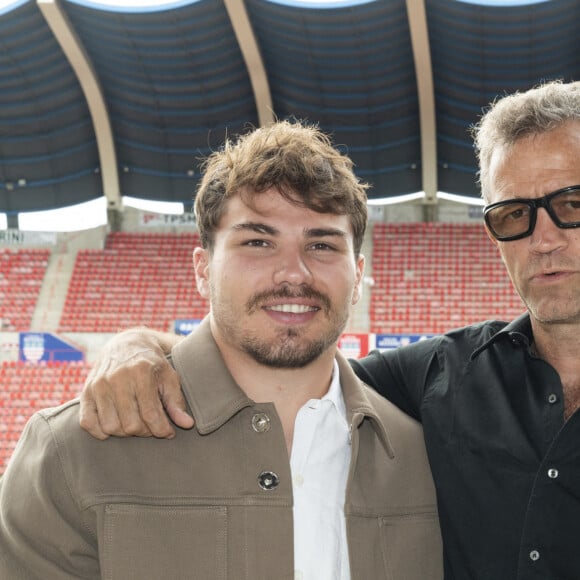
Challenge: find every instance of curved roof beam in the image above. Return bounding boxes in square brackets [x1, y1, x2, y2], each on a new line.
[406, 0, 437, 205]
[37, 0, 122, 212]
[223, 0, 274, 126]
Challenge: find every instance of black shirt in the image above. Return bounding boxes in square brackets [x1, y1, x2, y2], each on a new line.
[352, 313, 579, 580]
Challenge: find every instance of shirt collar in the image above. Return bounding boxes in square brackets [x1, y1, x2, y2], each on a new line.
[318, 359, 348, 424]
[470, 312, 533, 360]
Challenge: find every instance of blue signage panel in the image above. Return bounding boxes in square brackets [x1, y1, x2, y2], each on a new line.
[19, 333, 84, 362]
[174, 319, 202, 336]
[375, 333, 437, 350]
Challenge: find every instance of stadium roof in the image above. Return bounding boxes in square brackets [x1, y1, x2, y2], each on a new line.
[0, 0, 578, 222]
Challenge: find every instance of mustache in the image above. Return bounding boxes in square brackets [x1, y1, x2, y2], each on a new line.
[526, 256, 575, 275]
[247, 285, 331, 314]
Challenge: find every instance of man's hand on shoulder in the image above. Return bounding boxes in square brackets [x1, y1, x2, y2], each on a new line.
[79, 328, 193, 440]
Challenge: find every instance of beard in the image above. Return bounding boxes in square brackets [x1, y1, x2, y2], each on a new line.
[212, 284, 350, 369]
[240, 325, 342, 368]
[525, 292, 580, 325]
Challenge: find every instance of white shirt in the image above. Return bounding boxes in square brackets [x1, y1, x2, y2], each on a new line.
[290, 360, 351, 580]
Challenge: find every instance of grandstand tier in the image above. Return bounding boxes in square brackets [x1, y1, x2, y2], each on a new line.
[0, 248, 50, 332]
[370, 223, 524, 334]
[59, 231, 209, 333]
[0, 361, 89, 473]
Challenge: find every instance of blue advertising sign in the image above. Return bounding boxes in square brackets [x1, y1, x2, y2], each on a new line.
[174, 319, 202, 336]
[19, 333, 84, 362]
[375, 333, 437, 350]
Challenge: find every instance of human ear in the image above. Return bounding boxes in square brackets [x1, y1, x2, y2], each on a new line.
[193, 247, 210, 299]
[351, 255, 365, 305]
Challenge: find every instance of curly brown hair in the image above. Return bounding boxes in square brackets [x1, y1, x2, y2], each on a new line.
[194, 120, 369, 256]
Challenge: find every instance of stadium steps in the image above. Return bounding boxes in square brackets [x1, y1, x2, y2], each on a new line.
[31, 249, 77, 332]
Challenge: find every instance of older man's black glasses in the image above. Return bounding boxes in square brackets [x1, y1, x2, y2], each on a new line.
[484, 185, 580, 241]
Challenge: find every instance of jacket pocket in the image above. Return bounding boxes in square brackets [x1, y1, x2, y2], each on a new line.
[379, 512, 443, 580]
[102, 504, 227, 580]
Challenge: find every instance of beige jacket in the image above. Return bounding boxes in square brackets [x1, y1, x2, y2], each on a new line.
[0, 319, 442, 579]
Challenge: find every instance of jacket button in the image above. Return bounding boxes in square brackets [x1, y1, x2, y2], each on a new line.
[258, 471, 279, 491]
[251, 412, 271, 433]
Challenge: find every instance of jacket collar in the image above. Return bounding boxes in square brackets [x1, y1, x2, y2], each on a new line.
[335, 352, 395, 458]
[170, 317, 394, 457]
[170, 317, 253, 435]
[470, 312, 533, 360]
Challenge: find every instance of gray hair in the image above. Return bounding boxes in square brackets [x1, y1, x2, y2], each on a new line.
[472, 80, 580, 202]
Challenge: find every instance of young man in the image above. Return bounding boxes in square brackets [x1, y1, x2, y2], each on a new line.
[0, 121, 442, 579]
[78, 80, 580, 579]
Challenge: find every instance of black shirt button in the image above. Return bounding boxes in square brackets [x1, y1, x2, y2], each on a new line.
[548, 393, 558, 404]
[529, 550, 540, 561]
[547, 468, 559, 479]
[258, 471, 279, 491]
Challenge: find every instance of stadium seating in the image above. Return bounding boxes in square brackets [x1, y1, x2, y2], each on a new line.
[370, 223, 525, 334]
[0, 248, 50, 332]
[0, 360, 89, 474]
[59, 232, 209, 333]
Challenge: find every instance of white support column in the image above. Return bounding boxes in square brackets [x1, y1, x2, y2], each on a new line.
[223, 0, 275, 126]
[37, 0, 123, 213]
[406, 0, 438, 207]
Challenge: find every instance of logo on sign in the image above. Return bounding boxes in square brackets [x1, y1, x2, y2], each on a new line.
[22, 334, 45, 362]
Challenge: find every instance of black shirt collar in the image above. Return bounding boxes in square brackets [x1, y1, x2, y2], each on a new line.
[470, 312, 533, 360]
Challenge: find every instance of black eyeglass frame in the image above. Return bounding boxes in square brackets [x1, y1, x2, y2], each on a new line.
[483, 185, 580, 242]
